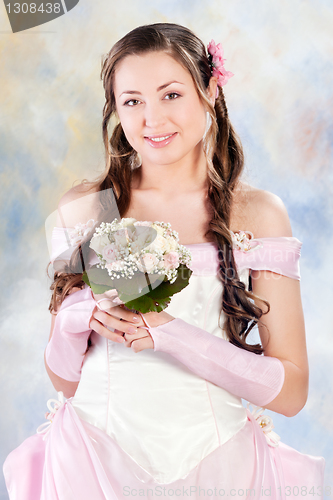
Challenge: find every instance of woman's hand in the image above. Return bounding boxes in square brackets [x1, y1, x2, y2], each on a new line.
[89, 301, 143, 344]
[123, 310, 175, 352]
[89, 293, 174, 352]
[91, 305, 154, 352]
[123, 325, 154, 352]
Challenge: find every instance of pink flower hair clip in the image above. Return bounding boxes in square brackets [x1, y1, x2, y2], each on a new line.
[207, 39, 234, 98]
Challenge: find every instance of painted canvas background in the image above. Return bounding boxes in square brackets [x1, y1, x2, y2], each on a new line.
[0, 0, 332, 497]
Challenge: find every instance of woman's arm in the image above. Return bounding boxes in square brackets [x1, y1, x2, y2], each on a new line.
[44, 286, 97, 398]
[250, 191, 309, 417]
[45, 188, 106, 398]
[45, 313, 80, 399]
[251, 272, 308, 416]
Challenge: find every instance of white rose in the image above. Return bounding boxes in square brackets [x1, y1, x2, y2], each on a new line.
[89, 234, 110, 255]
[102, 243, 118, 263]
[130, 241, 142, 255]
[121, 218, 137, 227]
[137, 253, 159, 273]
[131, 226, 156, 253]
[147, 234, 171, 253]
[113, 229, 129, 249]
[167, 237, 178, 252]
[163, 252, 179, 271]
[157, 260, 166, 270]
[151, 224, 165, 236]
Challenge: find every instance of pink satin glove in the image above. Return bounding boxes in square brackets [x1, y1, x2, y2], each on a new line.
[148, 318, 285, 407]
[45, 286, 97, 382]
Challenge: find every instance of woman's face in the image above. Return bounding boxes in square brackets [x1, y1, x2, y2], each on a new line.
[113, 51, 209, 168]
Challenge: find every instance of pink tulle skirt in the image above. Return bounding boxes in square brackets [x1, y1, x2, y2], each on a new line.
[3, 400, 325, 500]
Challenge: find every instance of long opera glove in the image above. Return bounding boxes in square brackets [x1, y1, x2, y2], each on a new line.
[147, 318, 285, 407]
[45, 286, 96, 382]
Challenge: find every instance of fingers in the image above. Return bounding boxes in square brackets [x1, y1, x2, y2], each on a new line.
[123, 328, 154, 351]
[128, 337, 154, 353]
[123, 327, 148, 345]
[90, 303, 147, 343]
[90, 301, 152, 348]
[93, 308, 139, 335]
[90, 316, 154, 351]
[89, 317, 126, 343]
[96, 303, 144, 326]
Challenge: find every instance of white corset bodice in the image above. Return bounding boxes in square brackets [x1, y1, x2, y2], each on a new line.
[71, 243, 250, 483]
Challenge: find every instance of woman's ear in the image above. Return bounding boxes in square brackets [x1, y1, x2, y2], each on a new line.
[207, 76, 218, 105]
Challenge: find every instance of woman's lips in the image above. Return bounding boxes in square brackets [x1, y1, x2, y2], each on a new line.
[144, 132, 177, 148]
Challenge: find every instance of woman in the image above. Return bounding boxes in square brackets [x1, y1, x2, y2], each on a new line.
[4, 23, 325, 499]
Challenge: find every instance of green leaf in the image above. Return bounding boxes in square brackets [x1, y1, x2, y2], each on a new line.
[85, 266, 113, 286]
[88, 282, 113, 294]
[82, 271, 90, 287]
[147, 265, 192, 299]
[123, 294, 172, 313]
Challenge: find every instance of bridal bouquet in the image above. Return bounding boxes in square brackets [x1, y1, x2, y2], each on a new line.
[82, 218, 192, 313]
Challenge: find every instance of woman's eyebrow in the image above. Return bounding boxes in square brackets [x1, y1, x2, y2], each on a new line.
[120, 80, 185, 97]
[157, 80, 185, 91]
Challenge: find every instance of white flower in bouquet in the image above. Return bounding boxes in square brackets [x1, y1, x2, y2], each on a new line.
[136, 253, 160, 273]
[163, 252, 179, 271]
[121, 217, 137, 227]
[151, 223, 165, 236]
[90, 233, 111, 255]
[130, 226, 156, 255]
[102, 244, 118, 263]
[113, 230, 131, 254]
[147, 234, 173, 254]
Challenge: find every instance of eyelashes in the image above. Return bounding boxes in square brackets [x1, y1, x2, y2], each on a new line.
[123, 99, 140, 107]
[123, 92, 181, 107]
[164, 92, 181, 100]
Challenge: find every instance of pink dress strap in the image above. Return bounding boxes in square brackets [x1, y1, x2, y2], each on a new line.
[232, 234, 302, 280]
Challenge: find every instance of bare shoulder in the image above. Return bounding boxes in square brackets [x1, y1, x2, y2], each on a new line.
[56, 182, 101, 228]
[231, 181, 293, 238]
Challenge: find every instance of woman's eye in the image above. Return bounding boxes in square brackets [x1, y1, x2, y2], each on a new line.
[165, 92, 180, 100]
[124, 99, 140, 106]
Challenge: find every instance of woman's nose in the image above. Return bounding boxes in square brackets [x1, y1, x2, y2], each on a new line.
[144, 101, 166, 129]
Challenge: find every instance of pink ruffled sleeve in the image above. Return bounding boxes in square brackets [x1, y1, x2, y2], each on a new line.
[50, 226, 99, 270]
[50, 227, 76, 265]
[233, 236, 302, 280]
